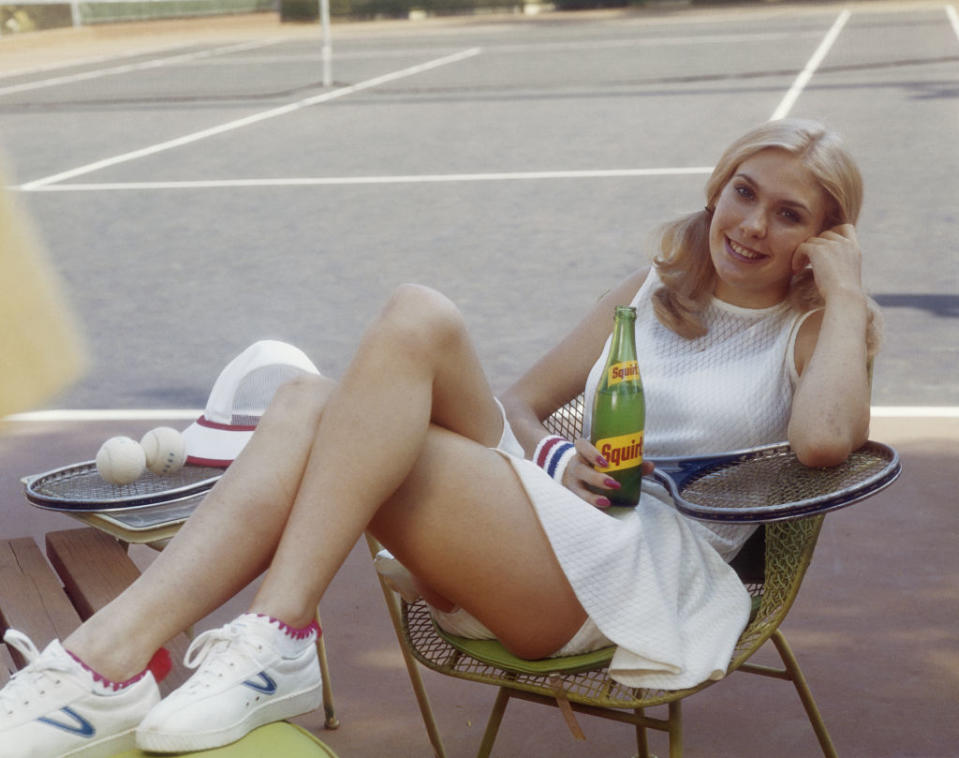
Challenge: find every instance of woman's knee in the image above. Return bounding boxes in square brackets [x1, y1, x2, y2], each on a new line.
[377, 284, 468, 356]
[263, 372, 334, 426]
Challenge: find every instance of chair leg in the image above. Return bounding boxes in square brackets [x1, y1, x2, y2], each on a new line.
[477, 688, 511, 758]
[667, 700, 683, 758]
[365, 535, 447, 758]
[314, 608, 339, 729]
[634, 708, 651, 758]
[771, 629, 838, 758]
[386, 591, 447, 757]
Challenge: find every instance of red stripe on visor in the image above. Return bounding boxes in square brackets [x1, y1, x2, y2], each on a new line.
[193, 415, 258, 432]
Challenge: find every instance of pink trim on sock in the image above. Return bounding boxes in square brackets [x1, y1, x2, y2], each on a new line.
[254, 614, 321, 640]
[65, 650, 148, 692]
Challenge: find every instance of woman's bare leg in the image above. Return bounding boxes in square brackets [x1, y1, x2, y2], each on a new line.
[249, 285, 585, 658]
[247, 284, 499, 622]
[63, 374, 336, 681]
[371, 428, 586, 659]
[68, 283, 585, 675]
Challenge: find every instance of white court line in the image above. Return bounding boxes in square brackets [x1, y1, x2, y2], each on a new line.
[0, 41, 202, 80]
[191, 30, 822, 64]
[5, 409, 202, 422]
[485, 30, 823, 55]
[871, 407, 959, 419]
[0, 39, 284, 98]
[0, 29, 820, 80]
[17, 167, 714, 192]
[947, 4, 959, 40]
[6, 407, 959, 423]
[19, 48, 482, 191]
[769, 9, 850, 120]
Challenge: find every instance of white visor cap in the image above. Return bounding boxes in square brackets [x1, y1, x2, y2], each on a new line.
[182, 340, 320, 467]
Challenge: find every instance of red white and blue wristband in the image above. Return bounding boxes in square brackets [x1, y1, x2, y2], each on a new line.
[533, 435, 577, 485]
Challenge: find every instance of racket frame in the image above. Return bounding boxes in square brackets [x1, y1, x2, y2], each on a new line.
[22, 441, 901, 524]
[22, 460, 222, 512]
[649, 441, 901, 523]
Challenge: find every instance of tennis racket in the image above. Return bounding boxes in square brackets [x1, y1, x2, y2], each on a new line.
[648, 440, 900, 523]
[23, 461, 224, 513]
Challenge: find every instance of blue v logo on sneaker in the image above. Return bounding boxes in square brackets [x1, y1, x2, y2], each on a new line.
[242, 672, 277, 695]
[37, 707, 95, 737]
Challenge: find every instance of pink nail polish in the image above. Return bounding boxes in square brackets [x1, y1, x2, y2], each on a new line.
[596, 497, 611, 509]
[604, 478, 621, 489]
[596, 455, 609, 467]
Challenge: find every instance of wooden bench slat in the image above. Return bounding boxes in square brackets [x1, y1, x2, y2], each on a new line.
[45, 528, 193, 694]
[0, 538, 83, 669]
[45, 529, 142, 619]
[0, 528, 197, 694]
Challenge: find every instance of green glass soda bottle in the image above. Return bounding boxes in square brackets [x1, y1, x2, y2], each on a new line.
[590, 305, 645, 506]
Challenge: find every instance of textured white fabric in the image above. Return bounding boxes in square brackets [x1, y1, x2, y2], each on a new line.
[502, 461, 750, 689]
[583, 269, 802, 458]
[496, 268, 813, 690]
[582, 269, 809, 561]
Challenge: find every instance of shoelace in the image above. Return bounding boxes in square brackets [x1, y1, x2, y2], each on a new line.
[181, 622, 266, 690]
[0, 630, 75, 715]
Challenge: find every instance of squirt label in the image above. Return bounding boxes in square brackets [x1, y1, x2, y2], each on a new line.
[607, 361, 640, 387]
[594, 431, 644, 472]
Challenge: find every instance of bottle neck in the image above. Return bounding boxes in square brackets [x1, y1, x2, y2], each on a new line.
[609, 318, 636, 361]
[601, 311, 639, 390]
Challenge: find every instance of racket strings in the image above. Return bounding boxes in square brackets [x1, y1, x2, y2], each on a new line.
[678, 446, 893, 510]
[28, 463, 223, 504]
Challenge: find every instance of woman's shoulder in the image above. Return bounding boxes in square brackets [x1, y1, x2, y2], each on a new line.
[600, 266, 654, 309]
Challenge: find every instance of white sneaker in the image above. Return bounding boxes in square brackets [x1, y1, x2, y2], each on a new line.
[0, 629, 160, 758]
[135, 613, 323, 753]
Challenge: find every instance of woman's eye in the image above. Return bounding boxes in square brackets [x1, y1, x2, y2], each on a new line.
[779, 208, 801, 223]
[735, 184, 754, 200]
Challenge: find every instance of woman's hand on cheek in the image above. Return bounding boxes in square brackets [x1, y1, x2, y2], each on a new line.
[793, 223, 864, 303]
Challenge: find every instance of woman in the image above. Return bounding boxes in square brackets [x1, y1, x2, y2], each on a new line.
[1, 118, 879, 758]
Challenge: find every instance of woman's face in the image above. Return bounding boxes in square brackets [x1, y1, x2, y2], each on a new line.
[708, 148, 827, 308]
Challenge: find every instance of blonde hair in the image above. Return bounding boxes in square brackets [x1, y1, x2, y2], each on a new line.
[652, 119, 879, 353]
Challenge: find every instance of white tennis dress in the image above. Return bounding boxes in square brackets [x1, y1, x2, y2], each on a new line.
[497, 269, 814, 690]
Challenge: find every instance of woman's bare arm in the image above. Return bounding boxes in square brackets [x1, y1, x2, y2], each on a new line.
[788, 225, 872, 466]
[501, 269, 649, 505]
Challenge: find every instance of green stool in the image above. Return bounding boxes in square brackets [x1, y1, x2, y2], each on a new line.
[113, 722, 338, 757]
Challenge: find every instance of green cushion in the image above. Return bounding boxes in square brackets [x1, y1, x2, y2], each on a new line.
[434, 622, 615, 675]
[112, 722, 337, 757]
[434, 594, 763, 676]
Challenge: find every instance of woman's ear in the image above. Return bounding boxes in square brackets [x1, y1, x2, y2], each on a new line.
[791, 243, 812, 274]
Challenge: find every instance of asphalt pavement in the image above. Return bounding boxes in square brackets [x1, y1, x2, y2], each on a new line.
[0, 2, 956, 410]
[1, 4, 957, 756]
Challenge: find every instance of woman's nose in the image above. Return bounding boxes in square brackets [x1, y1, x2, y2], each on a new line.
[741, 207, 767, 238]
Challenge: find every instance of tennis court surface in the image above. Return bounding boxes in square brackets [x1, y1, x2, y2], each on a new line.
[1, 2, 957, 756]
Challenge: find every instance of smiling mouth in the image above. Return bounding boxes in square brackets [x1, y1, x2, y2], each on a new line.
[726, 237, 767, 262]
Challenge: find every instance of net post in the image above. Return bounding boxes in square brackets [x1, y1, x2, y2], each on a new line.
[320, 0, 332, 87]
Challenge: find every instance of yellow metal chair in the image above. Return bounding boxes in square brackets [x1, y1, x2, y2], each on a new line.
[367, 396, 843, 758]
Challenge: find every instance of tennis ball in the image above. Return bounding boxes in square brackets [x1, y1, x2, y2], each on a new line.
[140, 426, 187, 476]
[96, 436, 146, 485]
